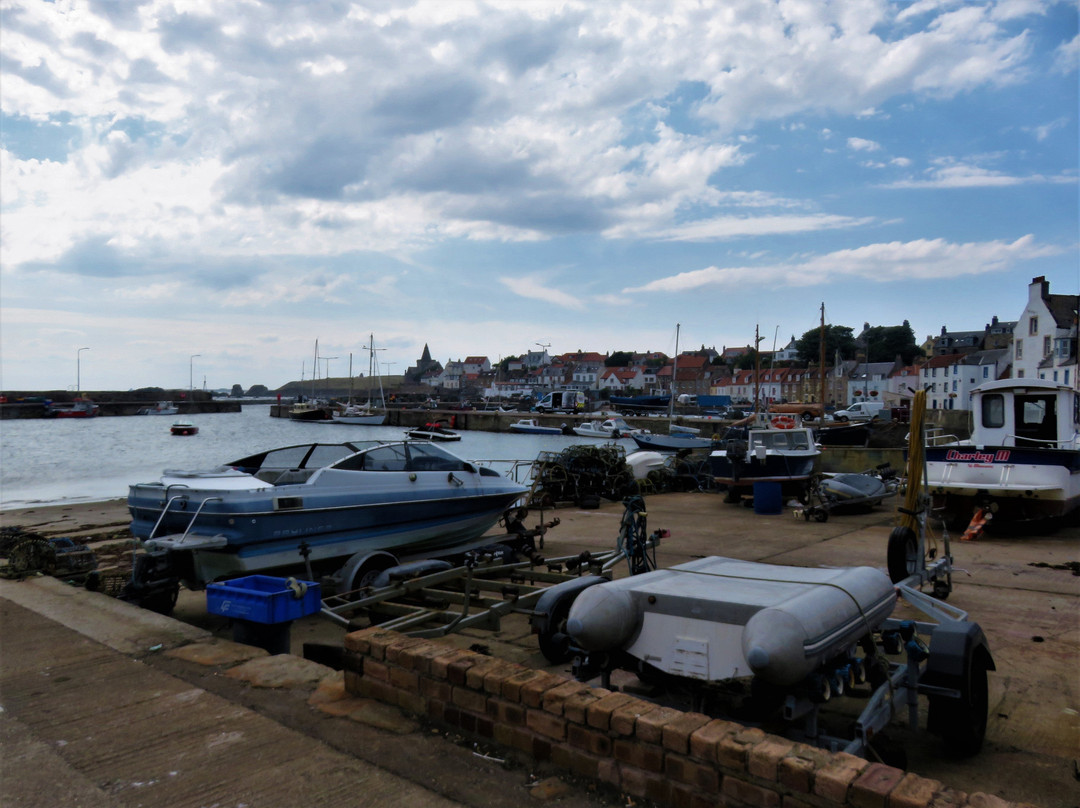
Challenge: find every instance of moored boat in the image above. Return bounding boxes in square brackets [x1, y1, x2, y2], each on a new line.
[170, 421, 198, 436]
[925, 378, 1080, 528]
[406, 419, 462, 441]
[125, 440, 528, 595]
[508, 418, 567, 436]
[573, 417, 648, 439]
[289, 400, 332, 421]
[48, 397, 100, 418]
[140, 401, 179, 416]
[709, 414, 820, 500]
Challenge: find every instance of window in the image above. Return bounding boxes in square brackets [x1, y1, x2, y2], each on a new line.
[982, 366, 989, 378]
[1030, 317, 1038, 335]
[1016, 341, 1023, 359]
[981, 393, 1005, 428]
[1044, 336, 1052, 356]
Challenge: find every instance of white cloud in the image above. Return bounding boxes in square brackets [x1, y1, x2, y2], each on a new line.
[847, 137, 882, 152]
[498, 274, 586, 311]
[885, 160, 1076, 188]
[622, 234, 1060, 293]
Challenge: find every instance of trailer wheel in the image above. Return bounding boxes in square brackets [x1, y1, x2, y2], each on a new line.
[537, 599, 574, 664]
[930, 649, 991, 757]
[887, 526, 919, 583]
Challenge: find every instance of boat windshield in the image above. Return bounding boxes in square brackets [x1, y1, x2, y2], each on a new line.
[330, 442, 470, 472]
[749, 430, 812, 451]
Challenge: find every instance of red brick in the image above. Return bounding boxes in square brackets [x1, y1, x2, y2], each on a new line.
[482, 660, 524, 694]
[664, 752, 720, 791]
[520, 671, 568, 708]
[394, 686, 426, 715]
[419, 677, 451, 703]
[362, 658, 390, 682]
[890, 773, 945, 808]
[620, 765, 671, 803]
[597, 758, 621, 788]
[430, 648, 479, 680]
[446, 652, 485, 685]
[612, 738, 665, 773]
[399, 640, 453, 674]
[495, 668, 538, 701]
[343, 626, 392, 654]
[567, 723, 613, 756]
[388, 666, 418, 692]
[723, 776, 781, 808]
[662, 711, 711, 753]
[609, 697, 660, 735]
[341, 649, 364, 675]
[526, 707, 567, 740]
[487, 699, 526, 726]
[669, 781, 719, 808]
[542, 679, 591, 715]
[585, 691, 638, 729]
[343, 669, 362, 695]
[462, 657, 504, 689]
[689, 718, 741, 761]
[929, 787, 969, 808]
[782, 796, 817, 808]
[355, 676, 395, 703]
[451, 686, 487, 714]
[634, 705, 685, 743]
[778, 754, 816, 794]
[851, 762, 905, 808]
[384, 636, 431, 665]
[813, 752, 870, 803]
[716, 727, 767, 771]
[365, 629, 404, 660]
[562, 687, 610, 724]
[493, 722, 531, 753]
[559, 745, 603, 779]
[748, 738, 797, 781]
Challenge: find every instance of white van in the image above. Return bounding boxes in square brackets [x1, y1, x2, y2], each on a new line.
[833, 401, 887, 422]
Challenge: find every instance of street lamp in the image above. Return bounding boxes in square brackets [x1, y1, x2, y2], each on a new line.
[190, 354, 201, 392]
[77, 347, 90, 392]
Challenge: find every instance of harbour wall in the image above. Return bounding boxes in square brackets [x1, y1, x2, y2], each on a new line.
[344, 627, 986, 808]
[0, 400, 241, 419]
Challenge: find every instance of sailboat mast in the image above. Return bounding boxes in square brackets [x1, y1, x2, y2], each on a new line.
[669, 323, 680, 419]
[754, 324, 761, 415]
[819, 303, 826, 411]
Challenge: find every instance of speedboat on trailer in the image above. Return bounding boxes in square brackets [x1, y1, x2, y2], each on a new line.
[925, 378, 1080, 530]
[125, 440, 527, 602]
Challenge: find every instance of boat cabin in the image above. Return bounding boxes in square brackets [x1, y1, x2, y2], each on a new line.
[969, 379, 1080, 450]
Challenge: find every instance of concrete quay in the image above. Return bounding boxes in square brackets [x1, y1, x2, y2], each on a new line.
[1, 492, 1076, 808]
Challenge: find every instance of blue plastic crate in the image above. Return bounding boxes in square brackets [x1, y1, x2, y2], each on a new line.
[206, 575, 321, 624]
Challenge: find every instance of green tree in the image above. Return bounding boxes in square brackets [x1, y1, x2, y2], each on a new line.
[795, 325, 857, 365]
[861, 322, 919, 364]
[605, 351, 633, 367]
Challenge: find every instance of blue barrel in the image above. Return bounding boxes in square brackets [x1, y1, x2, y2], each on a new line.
[753, 481, 783, 514]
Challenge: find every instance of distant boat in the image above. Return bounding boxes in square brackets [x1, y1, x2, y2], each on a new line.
[170, 422, 198, 436]
[407, 419, 462, 441]
[508, 419, 566, 436]
[573, 418, 648, 439]
[139, 401, 179, 416]
[334, 334, 387, 425]
[289, 400, 332, 421]
[632, 431, 718, 452]
[48, 397, 100, 418]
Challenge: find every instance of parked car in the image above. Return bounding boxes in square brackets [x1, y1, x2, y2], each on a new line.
[833, 401, 887, 422]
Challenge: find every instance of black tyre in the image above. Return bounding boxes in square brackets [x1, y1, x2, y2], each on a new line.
[887, 526, 919, 583]
[835, 415, 849, 423]
[930, 650, 990, 757]
[537, 600, 574, 664]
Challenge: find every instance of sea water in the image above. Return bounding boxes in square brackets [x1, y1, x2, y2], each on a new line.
[0, 405, 623, 510]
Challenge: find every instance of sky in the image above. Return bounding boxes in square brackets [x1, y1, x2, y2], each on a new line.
[1, 0, 1077, 393]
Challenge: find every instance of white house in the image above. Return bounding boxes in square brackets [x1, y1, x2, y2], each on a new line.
[1013, 276, 1078, 388]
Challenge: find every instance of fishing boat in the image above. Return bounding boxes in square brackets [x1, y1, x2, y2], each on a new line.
[573, 418, 648, 439]
[289, 399, 332, 421]
[170, 421, 198, 436]
[708, 414, 821, 499]
[48, 397, 100, 418]
[508, 418, 566, 435]
[406, 419, 462, 441]
[126, 439, 528, 592]
[925, 378, 1080, 528]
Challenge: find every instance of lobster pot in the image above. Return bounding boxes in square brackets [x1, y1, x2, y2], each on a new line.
[753, 481, 783, 514]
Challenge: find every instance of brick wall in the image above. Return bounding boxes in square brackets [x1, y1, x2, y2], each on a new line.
[343, 628, 1028, 808]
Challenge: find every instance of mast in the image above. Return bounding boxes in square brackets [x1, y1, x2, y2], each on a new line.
[347, 352, 354, 405]
[754, 324, 762, 415]
[669, 323, 680, 419]
[819, 303, 827, 411]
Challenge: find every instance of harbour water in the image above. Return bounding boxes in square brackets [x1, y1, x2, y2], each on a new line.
[0, 404, 632, 510]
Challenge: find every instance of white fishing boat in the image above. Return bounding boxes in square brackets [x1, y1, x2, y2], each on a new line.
[573, 418, 648, 439]
[925, 378, 1080, 527]
[709, 414, 820, 499]
[508, 418, 566, 435]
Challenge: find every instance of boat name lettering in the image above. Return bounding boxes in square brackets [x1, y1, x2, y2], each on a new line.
[945, 449, 1011, 463]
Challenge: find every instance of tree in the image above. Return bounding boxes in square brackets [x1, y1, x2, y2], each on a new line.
[795, 325, 857, 366]
[734, 350, 760, 371]
[605, 351, 633, 367]
[861, 322, 919, 364]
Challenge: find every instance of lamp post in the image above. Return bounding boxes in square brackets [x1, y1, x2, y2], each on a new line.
[190, 354, 201, 392]
[77, 347, 90, 392]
